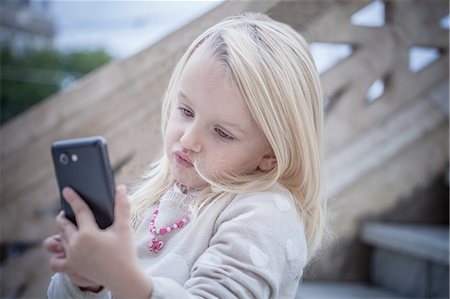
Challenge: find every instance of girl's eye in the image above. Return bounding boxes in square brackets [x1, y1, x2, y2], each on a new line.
[178, 107, 194, 118]
[214, 128, 234, 140]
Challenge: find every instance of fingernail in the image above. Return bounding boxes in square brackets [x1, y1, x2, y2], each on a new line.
[62, 187, 73, 200]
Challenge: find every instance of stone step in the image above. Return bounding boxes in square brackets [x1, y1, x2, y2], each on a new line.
[371, 247, 449, 298]
[295, 282, 404, 299]
[361, 222, 449, 265]
[361, 222, 449, 298]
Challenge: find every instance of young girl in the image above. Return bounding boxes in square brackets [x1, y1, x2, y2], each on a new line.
[44, 12, 325, 299]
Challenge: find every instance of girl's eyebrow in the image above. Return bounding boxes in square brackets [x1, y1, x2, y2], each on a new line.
[221, 121, 247, 135]
[178, 91, 191, 102]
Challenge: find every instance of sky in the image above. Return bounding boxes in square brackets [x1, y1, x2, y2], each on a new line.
[43, 1, 223, 59]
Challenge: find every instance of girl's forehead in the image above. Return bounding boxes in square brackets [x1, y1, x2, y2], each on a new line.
[181, 49, 238, 103]
[183, 47, 228, 82]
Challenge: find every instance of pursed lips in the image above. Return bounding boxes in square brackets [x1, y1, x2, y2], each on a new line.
[174, 151, 194, 168]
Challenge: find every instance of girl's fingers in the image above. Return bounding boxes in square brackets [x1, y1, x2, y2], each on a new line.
[113, 185, 131, 231]
[42, 234, 64, 253]
[49, 254, 68, 272]
[55, 251, 67, 259]
[56, 211, 77, 241]
[62, 187, 97, 230]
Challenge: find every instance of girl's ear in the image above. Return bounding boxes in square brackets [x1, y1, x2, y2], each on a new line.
[257, 152, 277, 172]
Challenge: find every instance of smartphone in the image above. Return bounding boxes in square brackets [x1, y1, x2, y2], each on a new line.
[51, 136, 115, 229]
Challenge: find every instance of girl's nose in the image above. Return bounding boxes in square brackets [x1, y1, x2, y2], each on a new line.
[180, 125, 202, 153]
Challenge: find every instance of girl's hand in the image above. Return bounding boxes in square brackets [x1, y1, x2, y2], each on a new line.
[51, 185, 152, 299]
[43, 234, 102, 291]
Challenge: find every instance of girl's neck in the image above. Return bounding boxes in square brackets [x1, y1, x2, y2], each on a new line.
[175, 181, 189, 194]
[174, 181, 204, 195]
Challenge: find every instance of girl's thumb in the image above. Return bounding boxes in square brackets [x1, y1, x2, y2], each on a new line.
[114, 184, 130, 229]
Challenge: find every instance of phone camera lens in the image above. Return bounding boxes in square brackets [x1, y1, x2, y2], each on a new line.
[59, 153, 69, 165]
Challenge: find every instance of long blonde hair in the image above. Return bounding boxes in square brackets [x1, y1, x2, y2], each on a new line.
[130, 13, 326, 259]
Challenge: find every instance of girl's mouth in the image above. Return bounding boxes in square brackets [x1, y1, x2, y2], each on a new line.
[174, 152, 193, 168]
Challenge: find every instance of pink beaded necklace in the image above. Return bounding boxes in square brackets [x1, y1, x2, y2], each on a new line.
[148, 209, 191, 253]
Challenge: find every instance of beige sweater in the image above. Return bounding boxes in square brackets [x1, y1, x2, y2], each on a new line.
[47, 183, 307, 299]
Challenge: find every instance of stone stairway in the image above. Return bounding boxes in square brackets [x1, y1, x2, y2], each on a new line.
[361, 222, 449, 298]
[296, 222, 449, 299]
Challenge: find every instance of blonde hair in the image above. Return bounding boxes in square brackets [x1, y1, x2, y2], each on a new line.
[130, 13, 326, 259]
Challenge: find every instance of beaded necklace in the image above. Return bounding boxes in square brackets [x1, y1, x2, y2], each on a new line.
[148, 183, 193, 253]
[148, 209, 191, 253]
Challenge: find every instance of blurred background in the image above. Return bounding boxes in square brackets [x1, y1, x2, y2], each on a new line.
[0, 0, 448, 298]
[0, 0, 220, 124]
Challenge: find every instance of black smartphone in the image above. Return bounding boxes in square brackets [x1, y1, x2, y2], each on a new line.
[51, 136, 115, 229]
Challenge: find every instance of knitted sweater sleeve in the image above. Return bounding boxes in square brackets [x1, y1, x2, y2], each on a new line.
[152, 190, 308, 299]
[47, 272, 112, 299]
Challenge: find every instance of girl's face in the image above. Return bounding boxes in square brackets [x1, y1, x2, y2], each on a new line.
[164, 46, 275, 190]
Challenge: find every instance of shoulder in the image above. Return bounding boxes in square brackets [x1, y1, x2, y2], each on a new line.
[213, 183, 308, 266]
[240, 183, 297, 210]
[185, 185, 308, 297]
[218, 183, 303, 228]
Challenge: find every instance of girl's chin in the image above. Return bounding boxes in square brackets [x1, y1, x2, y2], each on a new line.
[172, 172, 206, 190]
[170, 163, 210, 190]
